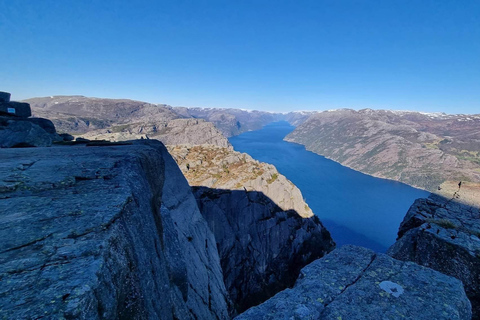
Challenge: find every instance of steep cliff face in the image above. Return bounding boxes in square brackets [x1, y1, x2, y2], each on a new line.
[168, 145, 335, 313]
[79, 118, 231, 148]
[26, 95, 181, 134]
[0, 141, 229, 319]
[388, 194, 480, 319]
[167, 145, 314, 217]
[236, 245, 471, 320]
[285, 109, 480, 191]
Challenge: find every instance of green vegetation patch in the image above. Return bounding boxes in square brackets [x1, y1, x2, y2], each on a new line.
[267, 173, 278, 184]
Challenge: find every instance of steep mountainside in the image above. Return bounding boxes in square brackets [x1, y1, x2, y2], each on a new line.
[26, 96, 181, 134]
[172, 107, 283, 137]
[168, 145, 335, 312]
[26, 96, 230, 147]
[285, 109, 480, 191]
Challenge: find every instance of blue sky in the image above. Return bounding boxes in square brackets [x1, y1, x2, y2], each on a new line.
[1, 0, 479, 113]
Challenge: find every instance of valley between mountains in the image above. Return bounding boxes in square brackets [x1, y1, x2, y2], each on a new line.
[26, 95, 480, 205]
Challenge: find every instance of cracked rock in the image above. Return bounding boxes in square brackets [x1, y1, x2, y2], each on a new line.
[235, 245, 471, 320]
[388, 194, 480, 319]
[0, 140, 229, 319]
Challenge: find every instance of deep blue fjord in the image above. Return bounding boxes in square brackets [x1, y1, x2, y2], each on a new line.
[230, 121, 430, 252]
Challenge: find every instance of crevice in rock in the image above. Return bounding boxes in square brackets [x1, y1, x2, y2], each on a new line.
[319, 253, 377, 316]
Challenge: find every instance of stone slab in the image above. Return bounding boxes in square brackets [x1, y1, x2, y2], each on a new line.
[236, 245, 471, 320]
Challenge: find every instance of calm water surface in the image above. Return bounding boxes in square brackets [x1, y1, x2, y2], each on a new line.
[230, 121, 430, 252]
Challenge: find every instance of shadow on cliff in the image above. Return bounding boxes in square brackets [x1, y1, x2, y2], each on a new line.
[190, 186, 335, 314]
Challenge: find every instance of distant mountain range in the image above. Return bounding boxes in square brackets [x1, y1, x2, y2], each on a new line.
[25, 96, 313, 139]
[285, 108, 480, 192]
[25, 96, 480, 195]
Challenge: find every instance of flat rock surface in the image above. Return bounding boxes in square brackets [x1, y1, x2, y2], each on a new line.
[236, 245, 471, 320]
[388, 194, 480, 318]
[0, 141, 229, 319]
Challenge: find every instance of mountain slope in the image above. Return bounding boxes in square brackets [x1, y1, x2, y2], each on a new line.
[285, 109, 480, 191]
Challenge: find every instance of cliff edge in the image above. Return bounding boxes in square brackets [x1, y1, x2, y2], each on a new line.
[0, 141, 229, 319]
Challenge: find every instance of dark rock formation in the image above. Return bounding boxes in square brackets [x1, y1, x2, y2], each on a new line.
[0, 101, 31, 118]
[193, 187, 335, 314]
[0, 141, 229, 319]
[167, 145, 335, 313]
[236, 245, 472, 320]
[0, 92, 64, 148]
[0, 91, 11, 103]
[388, 194, 480, 319]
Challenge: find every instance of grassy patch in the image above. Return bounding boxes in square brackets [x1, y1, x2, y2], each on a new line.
[267, 173, 278, 184]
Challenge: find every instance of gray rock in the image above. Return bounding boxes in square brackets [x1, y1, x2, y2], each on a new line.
[388, 194, 480, 319]
[59, 133, 75, 141]
[0, 92, 10, 103]
[0, 141, 229, 319]
[25, 117, 57, 134]
[0, 101, 31, 118]
[193, 186, 335, 314]
[236, 245, 472, 320]
[0, 118, 54, 147]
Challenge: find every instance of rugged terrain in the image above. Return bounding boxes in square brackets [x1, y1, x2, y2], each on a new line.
[388, 194, 480, 319]
[0, 141, 230, 319]
[285, 108, 480, 192]
[236, 245, 472, 320]
[172, 107, 282, 137]
[168, 145, 335, 312]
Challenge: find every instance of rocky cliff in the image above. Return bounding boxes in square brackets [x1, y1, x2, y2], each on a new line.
[388, 194, 480, 319]
[78, 118, 231, 148]
[285, 109, 480, 192]
[0, 140, 230, 319]
[168, 145, 335, 313]
[167, 145, 314, 217]
[236, 245, 472, 320]
[26, 96, 231, 148]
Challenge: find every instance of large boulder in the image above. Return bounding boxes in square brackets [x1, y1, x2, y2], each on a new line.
[0, 91, 10, 103]
[236, 245, 472, 320]
[388, 194, 480, 319]
[0, 141, 229, 319]
[0, 101, 31, 118]
[0, 117, 55, 147]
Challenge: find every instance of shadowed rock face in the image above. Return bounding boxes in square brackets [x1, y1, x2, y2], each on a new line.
[388, 194, 480, 319]
[168, 145, 335, 313]
[236, 245, 472, 320]
[194, 187, 334, 313]
[0, 141, 229, 319]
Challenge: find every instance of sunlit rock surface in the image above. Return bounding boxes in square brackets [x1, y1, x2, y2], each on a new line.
[0, 141, 229, 319]
[236, 245, 471, 320]
[389, 194, 480, 319]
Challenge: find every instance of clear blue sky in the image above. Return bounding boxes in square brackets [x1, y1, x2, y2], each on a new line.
[1, 0, 479, 113]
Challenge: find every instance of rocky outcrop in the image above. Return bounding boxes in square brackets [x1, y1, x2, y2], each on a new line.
[168, 145, 335, 313]
[236, 245, 472, 320]
[80, 118, 231, 148]
[0, 141, 229, 319]
[388, 194, 480, 319]
[0, 92, 63, 148]
[285, 109, 480, 191]
[168, 145, 313, 217]
[26, 95, 181, 135]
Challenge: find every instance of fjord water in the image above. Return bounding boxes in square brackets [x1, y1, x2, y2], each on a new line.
[230, 121, 430, 252]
